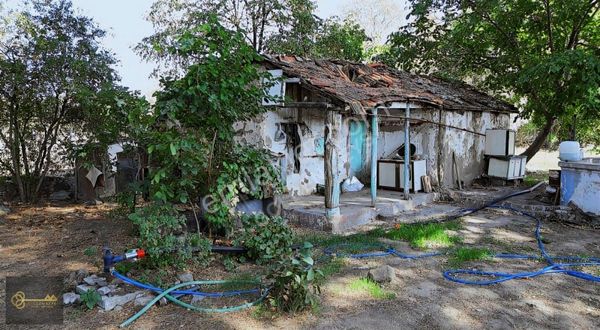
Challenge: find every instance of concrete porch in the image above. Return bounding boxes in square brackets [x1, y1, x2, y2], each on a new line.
[283, 189, 438, 233]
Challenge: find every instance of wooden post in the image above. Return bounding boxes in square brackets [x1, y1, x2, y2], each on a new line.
[324, 110, 342, 218]
[370, 108, 378, 207]
[404, 103, 411, 200]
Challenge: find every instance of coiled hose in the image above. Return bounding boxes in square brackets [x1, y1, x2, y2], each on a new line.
[115, 270, 268, 328]
[323, 183, 600, 285]
[117, 182, 599, 327]
[442, 205, 600, 285]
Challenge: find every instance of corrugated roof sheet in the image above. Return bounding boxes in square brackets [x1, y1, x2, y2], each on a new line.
[263, 56, 518, 114]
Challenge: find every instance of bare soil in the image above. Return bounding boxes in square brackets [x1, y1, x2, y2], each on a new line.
[1, 203, 599, 329]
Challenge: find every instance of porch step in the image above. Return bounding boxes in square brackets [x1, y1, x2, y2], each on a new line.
[283, 191, 439, 233]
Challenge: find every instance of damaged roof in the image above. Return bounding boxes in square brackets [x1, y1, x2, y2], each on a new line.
[263, 56, 518, 114]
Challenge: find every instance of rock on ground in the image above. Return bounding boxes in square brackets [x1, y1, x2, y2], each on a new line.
[83, 274, 108, 287]
[63, 292, 80, 305]
[65, 269, 89, 288]
[97, 286, 115, 296]
[191, 295, 205, 304]
[99, 291, 145, 311]
[134, 293, 155, 306]
[178, 272, 194, 283]
[368, 265, 397, 284]
[76, 284, 96, 295]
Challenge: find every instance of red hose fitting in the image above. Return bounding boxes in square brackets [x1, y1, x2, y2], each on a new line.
[136, 249, 146, 258]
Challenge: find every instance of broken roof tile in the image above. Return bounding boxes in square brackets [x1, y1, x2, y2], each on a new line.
[263, 56, 518, 114]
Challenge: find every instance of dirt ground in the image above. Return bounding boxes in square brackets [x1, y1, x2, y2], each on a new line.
[1, 202, 600, 329]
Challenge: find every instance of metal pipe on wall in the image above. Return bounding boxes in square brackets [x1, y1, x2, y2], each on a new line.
[371, 108, 378, 207]
[404, 103, 411, 200]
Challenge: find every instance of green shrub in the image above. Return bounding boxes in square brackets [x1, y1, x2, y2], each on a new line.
[265, 242, 323, 314]
[80, 289, 101, 310]
[128, 203, 211, 268]
[206, 147, 283, 233]
[236, 214, 293, 264]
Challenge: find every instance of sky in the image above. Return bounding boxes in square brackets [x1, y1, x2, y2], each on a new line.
[4, 0, 387, 98]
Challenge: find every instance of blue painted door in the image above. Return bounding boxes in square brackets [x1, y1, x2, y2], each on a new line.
[349, 120, 367, 175]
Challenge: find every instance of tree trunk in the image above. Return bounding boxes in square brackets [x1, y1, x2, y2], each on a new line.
[520, 116, 556, 162]
[569, 115, 577, 140]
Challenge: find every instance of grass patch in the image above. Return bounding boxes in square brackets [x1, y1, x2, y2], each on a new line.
[523, 171, 548, 187]
[385, 221, 463, 249]
[347, 278, 395, 300]
[319, 257, 346, 279]
[448, 247, 493, 267]
[214, 272, 261, 292]
[297, 229, 387, 255]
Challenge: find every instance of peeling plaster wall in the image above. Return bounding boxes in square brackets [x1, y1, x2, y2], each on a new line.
[560, 160, 600, 215]
[439, 110, 510, 186]
[236, 106, 511, 195]
[369, 108, 510, 187]
[235, 108, 350, 196]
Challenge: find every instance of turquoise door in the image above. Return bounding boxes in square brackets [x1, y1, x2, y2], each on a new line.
[349, 120, 367, 175]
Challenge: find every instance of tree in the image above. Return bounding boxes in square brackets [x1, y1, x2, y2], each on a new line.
[313, 18, 369, 62]
[265, 0, 320, 56]
[0, 0, 137, 202]
[136, 14, 275, 204]
[385, 0, 600, 160]
[137, 0, 316, 77]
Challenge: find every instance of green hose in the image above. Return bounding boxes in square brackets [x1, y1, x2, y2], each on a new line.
[119, 280, 268, 328]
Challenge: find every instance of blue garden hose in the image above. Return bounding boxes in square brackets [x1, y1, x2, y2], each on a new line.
[112, 270, 260, 297]
[117, 278, 269, 328]
[443, 205, 600, 285]
[324, 199, 600, 285]
[112, 270, 267, 327]
[113, 182, 598, 327]
[324, 243, 442, 259]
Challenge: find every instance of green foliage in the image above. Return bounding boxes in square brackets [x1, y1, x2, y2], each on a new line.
[385, 221, 463, 249]
[142, 1, 368, 63]
[0, 0, 144, 202]
[523, 171, 549, 187]
[138, 0, 316, 74]
[313, 17, 369, 61]
[267, 8, 369, 61]
[80, 289, 101, 310]
[265, 242, 323, 314]
[385, 0, 600, 156]
[448, 247, 493, 267]
[128, 203, 211, 268]
[133, 15, 278, 212]
[266, 0, 320, 56]
[236, 214, 293, 264]
[206, 148, 283, 231]
[347, 278, 395, 300]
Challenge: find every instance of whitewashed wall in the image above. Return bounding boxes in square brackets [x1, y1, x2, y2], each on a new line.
[236, 106, 511, 195]
[235, 108, 350, 196]
[367, 108, 511, 187]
